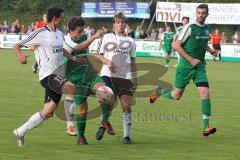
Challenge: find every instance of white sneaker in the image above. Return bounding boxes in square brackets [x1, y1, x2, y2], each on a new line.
[13, 129, 25, 147]
[165, 64, 169, 68]
[66, 125, 77, 136]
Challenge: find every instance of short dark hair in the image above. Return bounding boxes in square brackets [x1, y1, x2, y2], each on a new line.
[182, 16, 189, 22]
[68, 16, 85, 31]
[46, 7, 64, 22]
[113, 12, 128, 24]
[197, 4, 209, 13]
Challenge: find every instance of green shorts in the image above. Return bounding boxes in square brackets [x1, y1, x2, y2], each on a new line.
[162, 45, 172, 54]
[175, 64, 208, 89]
[66, 65, 104, 105]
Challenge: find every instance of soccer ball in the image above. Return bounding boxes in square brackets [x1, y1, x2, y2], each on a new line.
[96, 86, 114, 102]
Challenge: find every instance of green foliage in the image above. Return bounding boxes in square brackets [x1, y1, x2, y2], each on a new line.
[0, 0, 239, 41]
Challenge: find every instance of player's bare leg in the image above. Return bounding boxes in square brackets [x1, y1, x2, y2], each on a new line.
[13, 81, 76, 147]
[150, 87, 185, 103]
[13, 100, 57, 147]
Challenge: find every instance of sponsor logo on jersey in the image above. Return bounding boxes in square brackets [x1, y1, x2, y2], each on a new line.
[53, 46, 63, 53]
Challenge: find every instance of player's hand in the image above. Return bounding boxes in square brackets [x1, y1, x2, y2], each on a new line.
[190, 59, 201, 68]
[17, 53, 28, 64]
[94, 29, 104, 39]
[107, 60, 115, 73]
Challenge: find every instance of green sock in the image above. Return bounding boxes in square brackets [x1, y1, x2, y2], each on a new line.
[76, 114, 86, 138]
[156, 87, 173, 99]
[201, 99, 211, 130]
[101, 103, 111, 123]
[164, 57, 170, 65]
[163, 88, 173, 99]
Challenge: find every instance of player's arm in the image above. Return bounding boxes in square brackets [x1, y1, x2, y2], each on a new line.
[63, 49, 86, 62]
[95, 54, 115, 73]
[73, 29, 104, 51]
[14, 29, 41, 64]
[207, 45, 218, 57]
[95, 35, 115, 73]
[172, 25, 201, 67]
[14, 43, 28, 64]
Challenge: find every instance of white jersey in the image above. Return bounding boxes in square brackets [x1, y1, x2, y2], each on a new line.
[20, 26, 64, 81]
[97, 33, 136, 79]
[63, 33, 78, 53]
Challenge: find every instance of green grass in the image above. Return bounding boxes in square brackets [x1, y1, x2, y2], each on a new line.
[0, 48, 239, 160]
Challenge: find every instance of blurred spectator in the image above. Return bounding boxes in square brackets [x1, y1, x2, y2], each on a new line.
[3, 20, 10, 32]
[125, 25, 134, 38]
[221, 32, 227, 44]
[26, 25, 33, 35]
[30, 22, 35, 31]
[149, 28, 158, 41]
[84, 26, 92, 37]
[10, 22, 15, 33]
[63, 25, 68, 35]
[90, 27, 95, 36]
[157, 27, 164, 40]
[20, 24, 26, 35]
[231, 31, 239, 44]
[134, 25, 141, 39]
[14, 19, 21, 34]
[102, 26, 108, 33]
[140, 27, 147, 39]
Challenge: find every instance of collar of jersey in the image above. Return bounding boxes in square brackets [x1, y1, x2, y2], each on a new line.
[45, 25, 57, 32]
[113, 32, 126, 37]
[194, 22, 206, 27]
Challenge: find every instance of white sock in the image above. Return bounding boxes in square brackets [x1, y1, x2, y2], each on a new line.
[17, 112, 45, 136]
[64, 97, 74, 127]
[123, 112, 132, 138]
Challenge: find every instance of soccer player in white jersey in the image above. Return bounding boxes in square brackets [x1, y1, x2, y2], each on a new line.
[13, 7, 82, 147]
[95, 12, 137, 144]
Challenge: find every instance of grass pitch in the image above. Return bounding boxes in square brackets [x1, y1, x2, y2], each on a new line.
[0, 49, 239, 160]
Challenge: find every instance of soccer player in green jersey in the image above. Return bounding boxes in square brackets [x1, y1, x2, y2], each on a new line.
[150, 4, 218, 137]
[174, 16, 189, 67]
[159, 26, 175, 68]
[63, 16, 115, 145]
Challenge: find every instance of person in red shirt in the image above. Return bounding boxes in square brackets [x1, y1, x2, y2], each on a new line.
[32, 14, 47, 73]
[36, 14, 47, 29]
[211, 29, 222, 62]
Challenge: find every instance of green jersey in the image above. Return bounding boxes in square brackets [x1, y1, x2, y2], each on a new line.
[63, 33, 103, 105]
[176, 26, 183, 37]
[161, 31, 174, 47]
[63, 34, 89, 76]
[178, 23, 210, 68]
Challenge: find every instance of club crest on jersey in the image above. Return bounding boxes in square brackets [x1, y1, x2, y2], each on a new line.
[205, 29, 210, 36]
